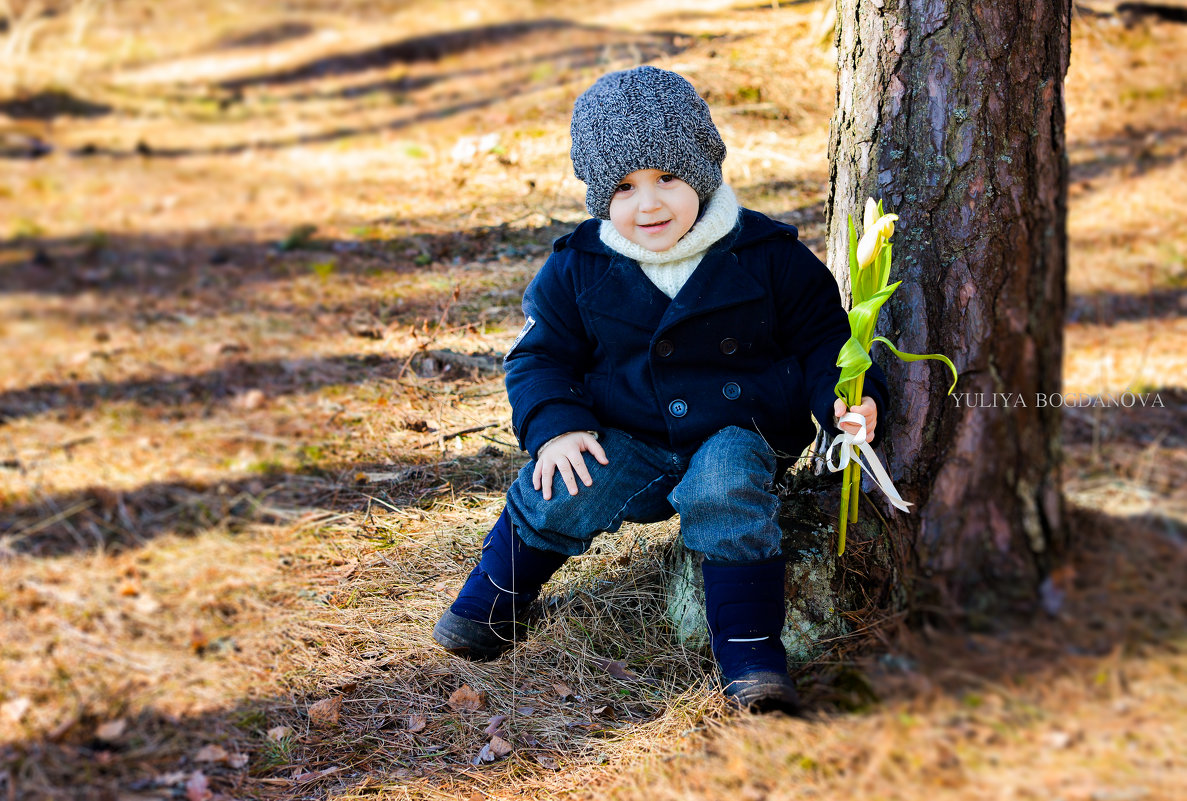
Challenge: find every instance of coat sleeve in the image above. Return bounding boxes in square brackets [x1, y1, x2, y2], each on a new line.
[775, 240, 890, 447]
[503, 249, 601, 457]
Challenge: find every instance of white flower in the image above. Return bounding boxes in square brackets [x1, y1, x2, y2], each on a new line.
[856, 212, 898, 268]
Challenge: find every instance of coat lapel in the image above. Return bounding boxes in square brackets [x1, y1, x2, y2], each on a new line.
[576, 252, 670, 331]
[659, 248, 766, 333]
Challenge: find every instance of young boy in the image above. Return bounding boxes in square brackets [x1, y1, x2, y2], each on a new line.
[433, 66, 887, 714]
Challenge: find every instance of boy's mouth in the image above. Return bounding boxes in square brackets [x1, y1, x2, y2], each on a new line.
[638, 220, 671, 231]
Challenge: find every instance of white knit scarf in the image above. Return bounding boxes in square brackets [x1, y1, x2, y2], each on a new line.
[598, 184, 741, 299]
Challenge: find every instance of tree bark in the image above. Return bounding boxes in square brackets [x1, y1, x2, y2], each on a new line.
[826, 0, 1072, 616]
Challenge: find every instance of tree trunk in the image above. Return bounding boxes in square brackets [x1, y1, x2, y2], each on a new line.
[826, 0, 1072, 616]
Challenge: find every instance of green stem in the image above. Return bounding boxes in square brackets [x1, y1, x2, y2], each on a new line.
[847, 373, 865, 524]
[837, 372, 866, 556]
[837, 459, 850, 555]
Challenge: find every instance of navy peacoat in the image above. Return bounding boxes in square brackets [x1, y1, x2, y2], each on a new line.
[503, 208, 889, 460]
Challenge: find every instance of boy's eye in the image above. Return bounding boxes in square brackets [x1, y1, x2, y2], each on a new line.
[615, 183, 632, 193]
[658, 174, 676, 183]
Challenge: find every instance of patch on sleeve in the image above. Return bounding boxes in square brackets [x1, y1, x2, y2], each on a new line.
[503, 315, 536, 362]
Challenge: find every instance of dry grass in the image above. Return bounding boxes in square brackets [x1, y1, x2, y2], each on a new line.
[2, 1, 1186, 799]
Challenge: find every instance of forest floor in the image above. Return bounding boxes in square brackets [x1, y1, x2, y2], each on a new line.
[1, 1, 1186, 799]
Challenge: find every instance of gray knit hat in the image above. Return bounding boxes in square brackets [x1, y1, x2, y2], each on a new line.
[570, 66, 726, 220]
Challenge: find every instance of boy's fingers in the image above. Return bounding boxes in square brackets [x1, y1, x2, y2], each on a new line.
[587, 438, 609, 465]
[557, 458, 579, 496]
[572, 452, 594, 487]
[540, 460, 554, 500]
[533, 460, 542, 491]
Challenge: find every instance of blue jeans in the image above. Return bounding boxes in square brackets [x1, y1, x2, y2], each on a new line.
[505, 426, 782, 562]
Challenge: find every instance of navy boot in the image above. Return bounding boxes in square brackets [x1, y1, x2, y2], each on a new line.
[702, 558, 802, 714]
[432, 509, 568, 661]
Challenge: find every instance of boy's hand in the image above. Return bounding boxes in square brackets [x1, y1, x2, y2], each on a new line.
[833, 396, 878, 444]
[533, 431, 609, 500]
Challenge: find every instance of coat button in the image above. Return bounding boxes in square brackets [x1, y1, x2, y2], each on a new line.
[570, 385, 585, 397]
[722, 382, 741, 400]
[668, 399, 688, 417]
[719, 337, 738, 355]
[655, 340, 674, 358]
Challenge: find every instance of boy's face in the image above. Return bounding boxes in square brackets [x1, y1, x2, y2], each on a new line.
[607, 169, 699, 252]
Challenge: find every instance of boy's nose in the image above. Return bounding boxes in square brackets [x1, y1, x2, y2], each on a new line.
[637, 188, 662, 213]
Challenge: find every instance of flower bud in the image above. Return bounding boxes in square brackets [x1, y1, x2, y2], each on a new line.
[855, 213, 899, 268]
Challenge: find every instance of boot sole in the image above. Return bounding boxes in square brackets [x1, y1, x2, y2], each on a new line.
[724, 671, 803, 716]
[432, 609, 517, 661]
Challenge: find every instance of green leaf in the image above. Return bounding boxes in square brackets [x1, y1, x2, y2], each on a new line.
[847, 281, 901, 345]
[877, 239, 893, 295]
[834, 336, 873, 398]
[871, 336, 960, 394]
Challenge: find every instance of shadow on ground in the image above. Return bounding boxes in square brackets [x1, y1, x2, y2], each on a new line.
[1, 19, 701, 160]
[0, 446, 520, 558]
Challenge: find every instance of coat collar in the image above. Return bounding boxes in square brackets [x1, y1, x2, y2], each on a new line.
[574, 209, 795, 333]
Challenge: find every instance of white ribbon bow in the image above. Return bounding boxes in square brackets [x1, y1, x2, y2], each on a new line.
[824, 412, 913, 513]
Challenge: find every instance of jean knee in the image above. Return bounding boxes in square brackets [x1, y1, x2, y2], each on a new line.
[671, 427, 782, 561]
[683, 427, 777, 499]
[504, 432, 676, 556]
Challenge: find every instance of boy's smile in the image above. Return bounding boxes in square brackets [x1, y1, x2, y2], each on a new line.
[608, 169, 700, 252]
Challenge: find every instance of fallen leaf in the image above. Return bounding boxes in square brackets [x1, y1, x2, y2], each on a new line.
[95, 718, 127, 741]
[266, 726, 293, 742]
[292, 766, 342, 783]
[1040, 564, 1076, 616]
[308, 696, 342, 728]
[483, 715, 507, 736]
[189, 627, 209, 654]
[406, 715, 427, 733]
[534, 754, 559, 770]
[193, 744, 228, 763]
[118, 579, 141, 597]
[185, 771, 211, 801]
[0, 697, 31, 724]
[596, 658, 639, 681]
[516, 706, 535, 716]
[488, 735, 513, 758]
[228, 753, 249, 769]
[552, 682, 574, 700]
[472, 743, 495, 765]
[592, 706, 608, 716]
[448, 685, 485, 712]
[233, 389, 266, 410]
[1043, 730, 1074, 750]
[46, 714, 77, 742]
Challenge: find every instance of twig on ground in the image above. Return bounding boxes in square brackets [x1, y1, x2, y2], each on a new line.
[416, 422, 498, 449]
